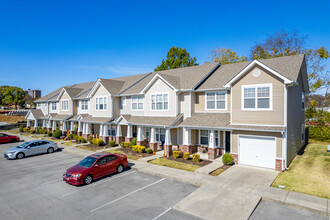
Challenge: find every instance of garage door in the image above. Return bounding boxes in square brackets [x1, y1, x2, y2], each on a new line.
[239, 135, 276, 169]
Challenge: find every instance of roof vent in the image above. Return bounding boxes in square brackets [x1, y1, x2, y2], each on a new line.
[253, 69, 260, 77]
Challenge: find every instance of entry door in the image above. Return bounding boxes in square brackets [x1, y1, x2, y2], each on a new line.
[239, 135, 276, 169]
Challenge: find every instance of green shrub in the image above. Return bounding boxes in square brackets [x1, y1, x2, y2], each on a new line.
[92, 138, 105, 146]
[37, 127, 42, 134]
[67, 133, 74, 140]
[30, 129, 36, 134]
[121, 142, 130, 148]
[23, 127, 30, 132]
[222, 153, 234, 165]
[138, 146, 146, 153]
[309, 126, 330, 142]
[109, 140, 116, 147]
[52, 130, 62, 139]
[184, 152, 190, 160]
[88, 135, 93, 143]
[132, 145, 139, 153]
[78, 137, 86, 143]
[47, 131, 52, 137]
[173, 151, 180, 159]
[19, 125, 24, 132]
[74, 135, 80, 141]
[146, 148, 153, 154]
[192, 154, 200, 163]
[42, 130, 47, 134]
[129, 138, 137, 148]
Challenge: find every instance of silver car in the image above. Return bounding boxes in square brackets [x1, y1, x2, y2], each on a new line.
[4, 140, 58, 159]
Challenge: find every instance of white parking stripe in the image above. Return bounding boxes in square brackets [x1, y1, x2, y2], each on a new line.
[90, 178, 166, 213]
[152, 207, 172, 220]
[62, 171, 136, 197]
[41, 179, 61, 185]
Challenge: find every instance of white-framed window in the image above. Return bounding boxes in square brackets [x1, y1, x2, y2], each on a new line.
[132, 96, 144, 110]
[95, 97, 108, 111]
[206, 91, 226, 110]
[80, 100, 88, 110]
[200, 130, 209, 145]
[121, 97, 126, 107]
[301, 92, 305, 110]
[301, 124, 305, 142]
[145, 127, 150, 140]
[155, 128, 165, 142]
[151, 93, 168, 110]
[61, 100, 69, 111]
[215, 131, 219, 147]
[51, 102, 56, 110]
[242, 84, 272, 110]
[108, 125, 116, 136]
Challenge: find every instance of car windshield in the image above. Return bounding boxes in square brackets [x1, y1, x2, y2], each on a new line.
[77, 157, 98, 168]
[16, 142, 32, 148]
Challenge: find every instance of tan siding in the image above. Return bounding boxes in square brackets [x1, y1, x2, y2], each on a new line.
[194, 92, 205, 112]
[73, 100, 78, 116]
[286, 72, 305, 165]
[191, 129, 198, 145]
[179, 92, 190, 119]
[59, 91, 72, 115]
[231, 130, 282, 157]
[112, 97, 121, 119]
[232, 66, 284, 125]
[171, 128, 177, 145]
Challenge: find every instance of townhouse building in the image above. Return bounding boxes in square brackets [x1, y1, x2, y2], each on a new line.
[26, 54, 308, 171]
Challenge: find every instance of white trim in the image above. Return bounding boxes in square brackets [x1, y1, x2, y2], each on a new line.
[205, 90, 227, 111]
[150, 92, 169, 111]
[87, 80, 112, 98]
[241, 83, 273, 111]
[224, 60, 293, 87]
[169, 114, 183, 127]
[230, 122, 285, 127]
[141, 74, 178, 94]
[230, 88, 233, 123]
[180, 125, 283, 133]
[61, 99, 69, 111]
[195, 88, 228, 92]
[131, 95, 144, 111]
[188, 92, 192, 117]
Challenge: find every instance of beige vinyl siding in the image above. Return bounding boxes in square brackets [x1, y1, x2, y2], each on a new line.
[286, 72, 306, 165]
[59, 91, 72, 115]
[231, 130, 282, 158]
[112, 97, 121, 119]
[179, 92, 190, 119]
[231, 66, 284, 125]
[73, 100, 78, 116]
[90, 85, 112, 117]
[171, 128, 177, 145]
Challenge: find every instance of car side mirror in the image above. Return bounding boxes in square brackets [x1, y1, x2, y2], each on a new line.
[94, 164, 99, 168]
[26, 146, 30, 149]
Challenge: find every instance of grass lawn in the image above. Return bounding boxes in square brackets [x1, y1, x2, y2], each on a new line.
[0, 128, 20, 134]
[149, 158, 201, 172]
[272, 141, 330, 199]
[43, 137, 57, 142]
[107, 149, 140, 160]
[0, 115, 26, 124]
[209, 168, 226, 176]
[61, 142, 77, 146]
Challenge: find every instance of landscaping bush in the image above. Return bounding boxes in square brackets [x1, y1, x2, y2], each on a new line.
[88, 135, 93, 143]
[23, 127, 30, 132]
[173, 151, 180, 159]
[67, 133, 74, 140]
[109, 140, 116, 147]
[121, 142, 131, 148]
[146, 148, 153, 154]
[47, 131, 52, 137]
[74, 135, 80, 141]
[37, 127, 42, 134]
[192, 154, 200, 163]
[19, 125, 24, 132]
[129, 138, 137, 148]
[184, 152, 190, 160]
[92, 138, 105, 146]
[42, 129, 47, 134]
[222, 153, 234, 165]
[30, 129, 36, 134]
[52, 130, 62, 139]
[132, 145, 139, 153]
[78, 137, 86, 143]
[309, 126, 330, 142]
[138, 145, 146, 153]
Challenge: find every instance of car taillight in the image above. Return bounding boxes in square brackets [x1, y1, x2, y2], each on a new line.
[54, 142, 57, 145]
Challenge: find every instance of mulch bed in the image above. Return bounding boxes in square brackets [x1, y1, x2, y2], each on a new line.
[165, 155, 212, 167]
[119, 147, 152, 158]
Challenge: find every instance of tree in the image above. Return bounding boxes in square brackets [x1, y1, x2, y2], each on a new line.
[155, 46, 198, 71]
[2, 86, 25, 109]
[24, 94, 35, 108]
[250, 30, 329, 94]
[209, 48, 247, 64]
[0, 85, 10, 102]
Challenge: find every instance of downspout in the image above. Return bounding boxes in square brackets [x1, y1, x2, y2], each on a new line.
[283, 84, 288, 170]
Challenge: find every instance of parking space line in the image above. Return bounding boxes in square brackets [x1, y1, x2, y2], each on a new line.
[41, 179, 61, 185]
[62, 171, 136, 197]
[152, 207, 172, 220]
[90, 178, 166, 213]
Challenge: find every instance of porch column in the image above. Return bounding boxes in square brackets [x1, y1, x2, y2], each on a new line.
[223, 131, 226, 149]
[26, 119, 31, 128]
[82, 123, 86, 134]
[208, 129, 217, 159]
[137, 126, 144, 146]
[34, 119, 38, 129]
[42, 120, 46, 128]
[103, 124, 109, 143]
[86, 123, 91, 134]
[52, 121, 56, 131]
[70, 121, 74, 132]
[149, 127, 157, 152]
[47, 120, 51, 128]
[209, 130, 216, 148]
[125, 124, 133, 142]
[100, 124, 104, 137]
[183, 128, 191, 145]
[164, 128, 172, 156]
[116, 124, 124, 144]
[78, 121, 82, 136]
[142, 127, 146, 140]
[62, 121, 67, 135]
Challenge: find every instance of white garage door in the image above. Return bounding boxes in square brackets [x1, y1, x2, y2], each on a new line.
[239, 135, 276, 169]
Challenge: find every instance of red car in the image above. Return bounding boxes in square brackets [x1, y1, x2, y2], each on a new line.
[0, 133, 20, 144]
[63, 152, 128, 185]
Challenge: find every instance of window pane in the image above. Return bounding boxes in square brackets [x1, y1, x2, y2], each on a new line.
[138, 103, 143, 109]
[217, 101, 225, 109]
[207, 101, 215, 109]
[132, 103, 137, 109]
[156, 94, 162, 102]
[201, 137, 208, 145]
[152, 103, 155, 110]
[257, 87, 269, 97]
[207, 93, 215, 100]
[164, 102, 168, 110]
[132, 97, 138, 102]
[244, 88, 255, 98]
[244, 99, 255, 108]
[257, 98, 269, 108]
[216, 92, 226, 100]
[157, 103, 162, 110]
[200, 130, 208, 136]
[151, 95, 155, 102]
[164, 94, 168, 102]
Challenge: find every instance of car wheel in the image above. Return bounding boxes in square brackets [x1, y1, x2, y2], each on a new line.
[84, 175, 93, 185]
[16, 152, 24, 159]
[47, 147, 54, 153]
[10, 139, 16, 143]
[117, 164, 124, 173]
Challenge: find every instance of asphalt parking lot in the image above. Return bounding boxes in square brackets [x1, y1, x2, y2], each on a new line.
[0, 142, 201, 220]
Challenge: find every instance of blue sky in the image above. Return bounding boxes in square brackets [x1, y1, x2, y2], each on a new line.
[0, 0, 329, 95]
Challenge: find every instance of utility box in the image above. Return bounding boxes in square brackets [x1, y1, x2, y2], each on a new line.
[327, 145, 330, 152]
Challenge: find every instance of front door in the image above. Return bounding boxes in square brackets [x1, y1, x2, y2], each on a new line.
[225, 131, 231, 153]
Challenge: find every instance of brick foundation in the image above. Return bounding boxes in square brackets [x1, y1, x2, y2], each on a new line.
[82, 134, 88, 140]
[197, 146, 208, 154]
[208, 148, 217, 160]
[47, 128, 52, 132]
[78, 131, 82, 136]
[116, 136, 125, 144]
[231, 153, 238, 164]
[165, 145, 172, 157]
[275, 159, 284, 171]
[102, 136, 109, 144]
[180, 145, 196, 154]
[157, 142, 163, 151]
[136, 140, 148, 147]
[125, 137, 133, 142]
[149, 142, 158, 152]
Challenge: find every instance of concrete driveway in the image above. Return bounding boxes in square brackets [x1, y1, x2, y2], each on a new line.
[174, 165, 279, 220]
[0, 142, 199, 220]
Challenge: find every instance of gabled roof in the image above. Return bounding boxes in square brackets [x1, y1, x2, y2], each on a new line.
[26, 109, 45, 119]
[116, 114, 183, 127]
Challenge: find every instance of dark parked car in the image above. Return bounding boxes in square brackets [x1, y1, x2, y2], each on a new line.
[0, 133, 20, 144]
[63, 152, 128, 185]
